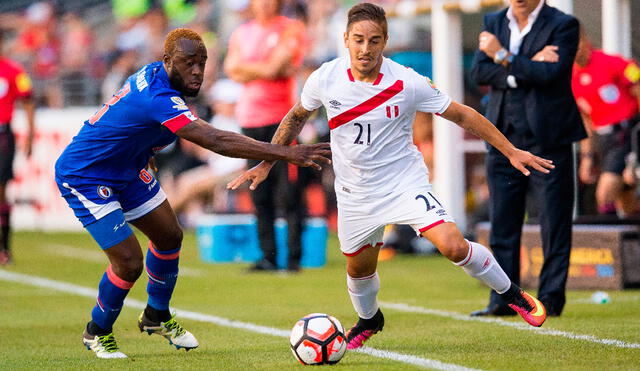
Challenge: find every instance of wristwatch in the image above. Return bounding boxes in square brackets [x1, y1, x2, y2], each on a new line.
[506, 53, 515, 64]
[494, 48, 508, 64]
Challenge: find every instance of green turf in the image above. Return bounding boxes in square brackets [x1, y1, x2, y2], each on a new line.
[1, 231, 638, 370]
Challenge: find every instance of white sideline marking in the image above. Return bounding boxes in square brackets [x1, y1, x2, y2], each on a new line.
[40, 244, 204, 277]
[380, 301, 640, 349]
[0, 270, 481, 371]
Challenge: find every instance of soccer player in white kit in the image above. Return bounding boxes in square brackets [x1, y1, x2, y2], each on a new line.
[228, 2, 552, 349]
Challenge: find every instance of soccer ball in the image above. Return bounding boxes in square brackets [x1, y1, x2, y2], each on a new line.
[289, 313, 347, 365]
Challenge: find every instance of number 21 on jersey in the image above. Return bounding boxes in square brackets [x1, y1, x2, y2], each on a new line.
[353, 122, 371, 145]
[88, 83, 132, 124]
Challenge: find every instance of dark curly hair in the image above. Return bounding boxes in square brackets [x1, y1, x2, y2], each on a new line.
[346, 3, 387, 37]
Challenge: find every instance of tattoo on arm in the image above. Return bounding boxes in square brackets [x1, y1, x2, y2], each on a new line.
[271, 103, 313, 145]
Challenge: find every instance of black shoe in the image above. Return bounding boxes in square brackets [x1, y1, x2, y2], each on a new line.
[247, 259, 278, 272]
[540, 299, 563, 316]
[470, 303, 517, 317]
[0, 249, 12, 265]
[287, 261, 301, 273]
[346, 309, 385, 350]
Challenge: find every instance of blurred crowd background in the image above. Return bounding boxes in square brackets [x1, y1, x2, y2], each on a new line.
[0, 1, 637, 106]
[1, 0, 639, 245]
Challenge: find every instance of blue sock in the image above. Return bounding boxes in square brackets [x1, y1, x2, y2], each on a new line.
[146, 243, 180, 311]
[91, 265, 134, 332]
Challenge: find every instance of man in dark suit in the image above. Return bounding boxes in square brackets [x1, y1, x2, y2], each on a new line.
[471, 0, 586, 316]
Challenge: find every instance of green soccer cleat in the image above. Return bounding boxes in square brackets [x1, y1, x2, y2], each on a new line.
[138, 312, 199, 350]
[82, 330, 127, 359]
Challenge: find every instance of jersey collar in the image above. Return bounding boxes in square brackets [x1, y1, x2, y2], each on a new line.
[346, 58, 385, 86]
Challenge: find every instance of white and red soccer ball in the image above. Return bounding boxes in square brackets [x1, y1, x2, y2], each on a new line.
[289, 313, 347, 365]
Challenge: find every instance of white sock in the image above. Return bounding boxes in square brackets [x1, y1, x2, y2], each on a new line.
[347, 272, 380, 319]
[454, 240, 511, 294]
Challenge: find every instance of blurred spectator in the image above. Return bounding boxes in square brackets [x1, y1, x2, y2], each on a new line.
[304, 0, 341, 65]
[13, 1, 62, 108]
[163, 0, 198, 26]
[112, 0, 150, 21]
[224, 0, 307, 272]
[0, 29, 36, 264]
[144, 8, 170, 62]
[573, 29, 640, 217]
[281, 0, 308, 23]
[163, 0, 214, 27]
[413, 111, 434, 176]
[115, 13, 151, 57]
[217, 0, 251, 45]
[59, 12, 93, 76]
[464, 164, 490, 240]
[101, 50, 138, 102]
[115, 8, 168, 64]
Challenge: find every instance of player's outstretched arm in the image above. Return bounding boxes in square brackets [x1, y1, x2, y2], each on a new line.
[440, 101, 555, 176]
[226, 102, 321, 190]
[175, 117, 330, 167]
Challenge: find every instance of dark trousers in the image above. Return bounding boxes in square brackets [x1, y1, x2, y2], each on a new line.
[486, 143, 574, 314]
[242, 124, 305, 267]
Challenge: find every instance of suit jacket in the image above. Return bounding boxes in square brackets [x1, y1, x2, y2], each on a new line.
[472, 3, 586, 149]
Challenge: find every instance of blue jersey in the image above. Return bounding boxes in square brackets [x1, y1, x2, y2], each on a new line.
[55, 61, 197, 186]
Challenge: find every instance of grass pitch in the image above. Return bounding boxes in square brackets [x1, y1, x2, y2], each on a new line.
[1, 230, 638, 370]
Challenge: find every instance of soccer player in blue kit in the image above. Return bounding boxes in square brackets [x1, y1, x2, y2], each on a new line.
[54, 28, 331, 359]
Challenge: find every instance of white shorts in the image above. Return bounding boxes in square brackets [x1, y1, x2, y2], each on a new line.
[337, 185, 455, 256]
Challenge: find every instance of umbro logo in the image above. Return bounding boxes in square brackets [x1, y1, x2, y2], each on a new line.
[329, 100, 342, 109]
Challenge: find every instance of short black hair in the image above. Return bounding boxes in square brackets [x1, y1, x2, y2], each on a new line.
[346, 3, 387, 37]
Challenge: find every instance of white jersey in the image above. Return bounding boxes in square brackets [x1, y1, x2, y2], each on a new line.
[300, 56, 451, 203]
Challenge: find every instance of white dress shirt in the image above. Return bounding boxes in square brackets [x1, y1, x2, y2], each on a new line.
[505, 0, 545, 88]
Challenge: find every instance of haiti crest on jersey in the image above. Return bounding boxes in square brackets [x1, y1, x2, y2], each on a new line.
[97, 186, 112, 199]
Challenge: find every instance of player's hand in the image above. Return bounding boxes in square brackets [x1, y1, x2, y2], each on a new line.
[532, 45, 559, 63]
[623, 162, 637, 187]
[227, 161, 274, 191]
[147, 157, 158, 173]
[478, 31, 502, 59]
[508, 148, 555, 176]
[284, 143, 332, 170]
[578, 157, 597, 184]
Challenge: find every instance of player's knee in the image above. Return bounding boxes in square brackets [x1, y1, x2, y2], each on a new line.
[114, 256, 143, 282]
[154, 226, 183, 250]
[347, 265, 376, 278]
[346, 257, 377, 278]
[165, 227, 183, 248]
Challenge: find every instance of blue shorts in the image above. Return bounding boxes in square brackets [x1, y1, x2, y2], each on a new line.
[56, 168, 166, 249]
